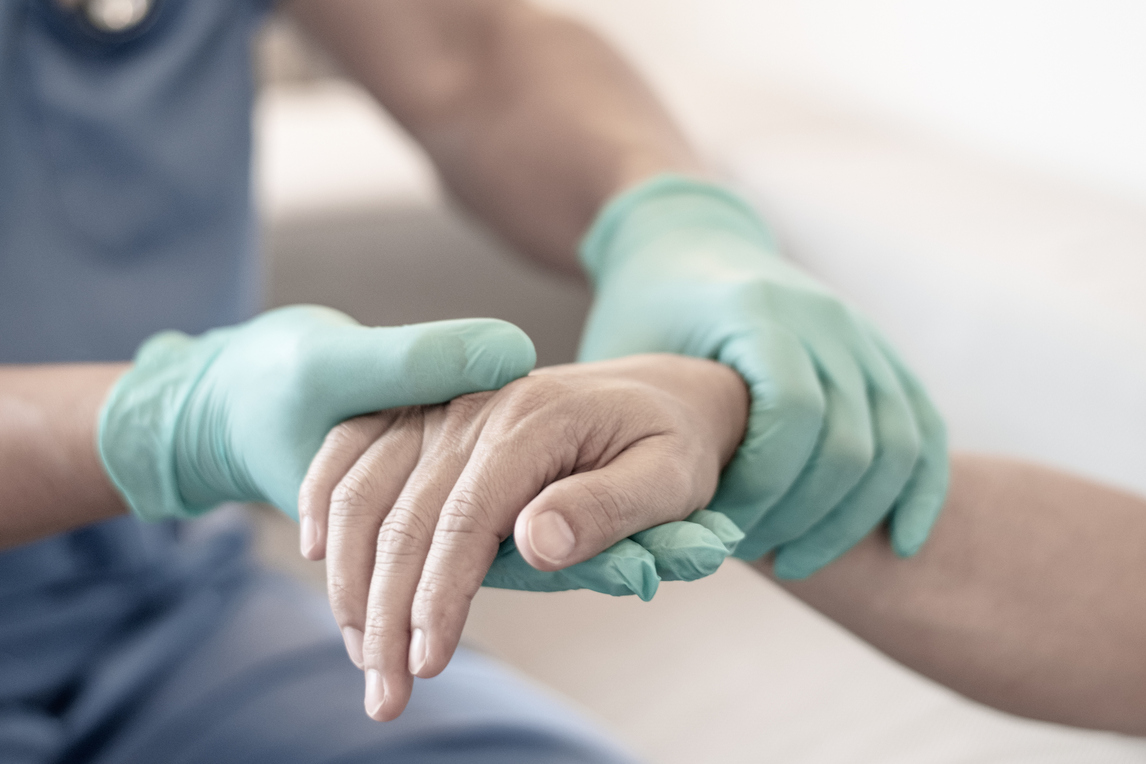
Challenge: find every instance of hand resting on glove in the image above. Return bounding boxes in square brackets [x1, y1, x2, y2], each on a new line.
[297, 353, 749, 721]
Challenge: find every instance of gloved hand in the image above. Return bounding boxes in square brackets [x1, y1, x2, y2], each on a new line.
[97, 304, 740, 597]
[579, 175, 949, 578]
[98, 305, 538, 521]
[482, 506, 743, 599]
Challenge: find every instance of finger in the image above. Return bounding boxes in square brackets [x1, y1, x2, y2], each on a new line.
[772, 351, 921, 579]
[406, 410, 572, 681]
[631, 512, 741, 582]
[733, 339, 874, 561]
[324, 411, 422, 669]
[298, 413, 393, 560]
[883, 353, 950, 557]
[684, 508, 746, 554]
[413, 431, 693, 679]
[360, 410, 477, 721]
[483, 536, 660, 598]
[514, 438, 706, 575]
[709, 325, 825, 532]
[313, 318, 537, 418]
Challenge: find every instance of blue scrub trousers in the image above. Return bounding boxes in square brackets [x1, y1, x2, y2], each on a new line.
[1, 523, 638, 764]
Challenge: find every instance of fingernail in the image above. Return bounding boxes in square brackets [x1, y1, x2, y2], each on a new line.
[342, 626, 364, 668]
[528, 512, 576, 564]
[364, 669, 385, 719]
[300, 515, 317, 557]
[408, 628, 427, 675]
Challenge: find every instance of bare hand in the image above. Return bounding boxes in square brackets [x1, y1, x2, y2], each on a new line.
[297, 354, 748, 720]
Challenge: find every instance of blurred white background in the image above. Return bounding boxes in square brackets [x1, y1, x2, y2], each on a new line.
[253, 3, 1146, 762]
[545, 0, 1146, 202]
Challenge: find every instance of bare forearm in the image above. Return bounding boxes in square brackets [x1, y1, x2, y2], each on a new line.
[754, 454, 1146, 734]
[0, 365, 128, 549]
[291, 0, 703, 273]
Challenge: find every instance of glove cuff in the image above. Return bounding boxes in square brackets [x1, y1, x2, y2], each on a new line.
[578, 173, 778, 285]
[97, 329, 229, 522]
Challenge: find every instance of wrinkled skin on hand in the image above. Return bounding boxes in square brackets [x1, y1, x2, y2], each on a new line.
[297, 354, 749, 721]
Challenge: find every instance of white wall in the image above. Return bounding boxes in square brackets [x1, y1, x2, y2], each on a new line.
[543, 0, 1146, 203]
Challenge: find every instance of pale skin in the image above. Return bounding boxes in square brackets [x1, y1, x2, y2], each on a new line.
[3, 0, 1143, 740]
[299, 354, 750, 721]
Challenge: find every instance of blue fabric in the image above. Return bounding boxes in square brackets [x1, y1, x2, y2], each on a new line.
[0, 2, 633, 760]
[0, 0, 263, 364]
[0, 0, 269, 722]
[1, 535, 639, 764]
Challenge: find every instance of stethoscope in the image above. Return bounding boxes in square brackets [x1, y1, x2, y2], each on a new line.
[52, 0, 155, 35]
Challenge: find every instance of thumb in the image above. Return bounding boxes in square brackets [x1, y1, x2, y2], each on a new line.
[513, 441, 705, 583]
[483, 537, 661, 601]
[314, 318, 536, 419]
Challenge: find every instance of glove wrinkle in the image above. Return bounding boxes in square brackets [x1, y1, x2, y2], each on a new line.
[577, 174, 949, 575]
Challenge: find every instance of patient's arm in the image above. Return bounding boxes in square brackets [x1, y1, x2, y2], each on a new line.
[758, 454, 1146, 735]
[299, 354, 748, 721]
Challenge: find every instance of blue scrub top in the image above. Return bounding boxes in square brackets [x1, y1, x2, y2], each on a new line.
[0, 0, 265, 363]
[0, 0, 268, 703]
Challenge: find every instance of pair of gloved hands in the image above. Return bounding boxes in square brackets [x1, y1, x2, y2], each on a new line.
[99, 175, 948, 596]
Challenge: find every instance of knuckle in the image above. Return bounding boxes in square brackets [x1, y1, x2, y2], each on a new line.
[438, 487, 498, 536]
[362, 612, 398, 646]
[420, 396, 483, 453]
[329, 474, 382, 522]
[320, 419, 360, 454]
[432, 519, 500, 563]
[326, 413, 380, 447]
[495, 375, 567, 424]
[446, 390, 493, 417]
[772, 381, 826, 430]
[437, 396, 486, 439]
[383, 407, 425, 445]
[832, 431, 875, 474]
[376, 506, 435, 555]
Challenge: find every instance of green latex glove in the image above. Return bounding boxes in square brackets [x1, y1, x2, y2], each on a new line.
[578, 175, 949, 579]
[98, 304, 739, 598]
[98, 305, 538, 521]
[482, 509, 745, 601]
